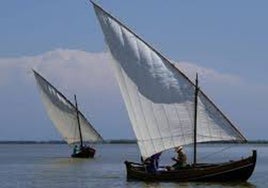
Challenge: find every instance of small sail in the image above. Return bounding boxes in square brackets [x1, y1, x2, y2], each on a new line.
[92, 3, 246, 159]
[33, 70, 103, 145]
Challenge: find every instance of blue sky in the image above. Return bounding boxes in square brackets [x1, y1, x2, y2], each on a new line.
[0, 0, 267, 141]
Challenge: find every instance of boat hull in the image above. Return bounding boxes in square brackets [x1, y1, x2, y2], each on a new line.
[125, 150, 257, 182]
[71, 147, 95, 158]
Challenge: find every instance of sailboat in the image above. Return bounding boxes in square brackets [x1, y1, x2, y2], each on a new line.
[33, 70, 103, 158]
[91, 2, 256, 181]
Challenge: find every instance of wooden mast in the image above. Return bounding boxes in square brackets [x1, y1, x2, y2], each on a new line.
[193, 73, 199, 166]
[74, 95, 83, 148]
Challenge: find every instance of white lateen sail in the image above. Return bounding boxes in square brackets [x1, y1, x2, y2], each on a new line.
[92, 3, 246, 159]
[33, 70, 103, 145]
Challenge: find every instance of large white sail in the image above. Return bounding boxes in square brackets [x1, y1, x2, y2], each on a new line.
[33, 70, 103, 145]
[93, 3, 246, 159]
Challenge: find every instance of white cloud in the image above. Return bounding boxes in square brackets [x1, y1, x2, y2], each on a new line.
[34, 49, 118, 94]
[2, 48, 267, 110]
[0, 49, 243, 91]
[173, 61, 242, 85]
[0, 49, 119, 96]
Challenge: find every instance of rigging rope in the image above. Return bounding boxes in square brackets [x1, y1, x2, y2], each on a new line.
[198, 144, 235, 161]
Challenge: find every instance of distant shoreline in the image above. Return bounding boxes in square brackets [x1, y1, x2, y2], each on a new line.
[0, 140, 268, 144]
[0, 140, 136, 144]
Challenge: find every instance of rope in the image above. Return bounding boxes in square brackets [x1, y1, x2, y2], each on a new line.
[198, 144, 234, 161]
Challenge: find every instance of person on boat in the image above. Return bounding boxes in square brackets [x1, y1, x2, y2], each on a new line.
[144, 157, 157, 173]
[80, 144, 89, 153]
[166, 146, 187, 170]
[143, 152, 162, 173]
[151, 152, 161, 169]
[172, 146, 187, 169]
[73, 145, 79, 154]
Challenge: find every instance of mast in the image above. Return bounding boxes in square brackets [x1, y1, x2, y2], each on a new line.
[74, 94, 83, 148]
[193, 73, 199, 166]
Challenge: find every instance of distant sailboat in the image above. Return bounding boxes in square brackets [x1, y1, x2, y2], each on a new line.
[33, 70, 103, 158]
[92, 2, 256, 181]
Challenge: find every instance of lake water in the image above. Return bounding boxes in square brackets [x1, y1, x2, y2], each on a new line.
[0, 143, 266, 188]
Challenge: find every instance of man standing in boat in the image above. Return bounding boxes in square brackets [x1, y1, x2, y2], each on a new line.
[143, 152, 161, 173]
[73, 145, 79, 154]
[151, 152, 161, 169]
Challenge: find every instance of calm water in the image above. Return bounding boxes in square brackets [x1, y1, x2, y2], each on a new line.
[0, 143, 267, 188]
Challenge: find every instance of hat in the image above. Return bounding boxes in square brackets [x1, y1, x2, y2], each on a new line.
[175, 146, 183, 152]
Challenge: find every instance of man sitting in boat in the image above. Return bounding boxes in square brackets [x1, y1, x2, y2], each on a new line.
[167, 146, 187, 170]
[173, 146, 187, 168]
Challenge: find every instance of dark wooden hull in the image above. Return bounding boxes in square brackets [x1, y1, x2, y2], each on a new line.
[125, 150, 257, 182]
[71, 147, 95, 158]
